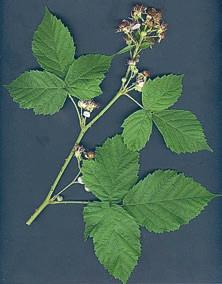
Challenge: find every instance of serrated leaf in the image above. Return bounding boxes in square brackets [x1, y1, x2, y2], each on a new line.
[142, 74, 183, 112]
[153, 110, 212, 153]
[6, 71, 67, 115]
[123, 170, 215, 233]
[122, 110, 153, 151]
[65, 54, 112, 100]
[84, 202, 141, 283]
[81, 135, 139, 202]
[32, 7, 75, 78]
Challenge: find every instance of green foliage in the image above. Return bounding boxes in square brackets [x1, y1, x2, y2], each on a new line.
[6, 9, 112, 115]
[122, 74, 211, 153]
[123, 170, 216, 233]
[32, 8, 75, 78]
[81, 135, 139, 202]
[84, 202, 141, 284]
[122, 110, 152, 151]
[153, 110, 212, 153]
[142, 74, 183, 112]
[6, 71, 67, 115]
[4, 5, 217, 284]
[65, 54, 112, 100]
[82, 136, 216, 282]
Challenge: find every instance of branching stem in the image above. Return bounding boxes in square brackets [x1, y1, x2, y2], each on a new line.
[26, 35, 145, 226]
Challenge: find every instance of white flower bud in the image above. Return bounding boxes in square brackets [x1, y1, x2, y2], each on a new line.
[85, 186, 91, 192]
[83, 111, 91, 118]
[56, 195, 63, 202]
[77, 176, 84, 184]
[131, 23, 141, 31]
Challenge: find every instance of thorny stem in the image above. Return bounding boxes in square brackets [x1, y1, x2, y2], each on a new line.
[26, 36, 145, 226]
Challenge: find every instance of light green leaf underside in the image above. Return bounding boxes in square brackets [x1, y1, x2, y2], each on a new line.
[122, 110, 153, 151]
[65, 54, 112, 100]
[153, 110, 212, 153]
[6, 71, 67, 115]
[123, 170, 215, 233]
[32, 7, 75, 78]
[81, 135, 139, 202]
[142, 74, 183, 112]
[84, 202, 141, 284]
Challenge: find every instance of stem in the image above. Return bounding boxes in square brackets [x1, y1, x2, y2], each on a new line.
[125, 94, 143, 109]
[26, 36, 145, 226]
[26, 130, 85, 226]
[69, 95, 82, 127]
[84, 91, 123, 131]
[52, 171, 81, 200]
[50, 200, 89, 205]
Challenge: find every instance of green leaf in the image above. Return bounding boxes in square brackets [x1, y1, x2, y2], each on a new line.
[65, 54, 112, 100]
[142, 74, 183, 112]
[81, 135, 139, 202]
[123, 170, 215, 233]
[153, 110, 212, 153]
[6, 71, 67, 115]
[32, 7, 75, 78]
[84, 202, 141, 283]
[122, 110, 153, 151]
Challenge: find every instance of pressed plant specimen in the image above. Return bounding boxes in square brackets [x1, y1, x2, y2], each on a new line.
[4, 4, 220, 283]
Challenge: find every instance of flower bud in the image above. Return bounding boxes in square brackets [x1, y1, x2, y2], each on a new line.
[84, 186, 91, 192]
[83, 111, 91, 118]
[131, 22, 141, 31]
[56, 195, 63, 202]
[121, 77, 127, 83]
[77, 176, 84, 184]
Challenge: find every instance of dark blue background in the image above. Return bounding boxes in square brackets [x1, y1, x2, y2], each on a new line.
[0, 0, 222, 283]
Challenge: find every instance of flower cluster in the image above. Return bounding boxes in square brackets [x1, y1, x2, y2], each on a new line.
[117, 4, 167, 47]
[135, 70, 151, 92]
[78, 100, 99, 118]
[74, 144, 95, 160]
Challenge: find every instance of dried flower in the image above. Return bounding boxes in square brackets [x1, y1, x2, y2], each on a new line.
[134, 72, 148, 92]
[131, 4, 147, 20]
[78, 100, 99, 112]
[157, 23, 168, 42]
[142, 70, 151, 77]
[84, 151, 96, 160]
[74, 144, 85, 159]
[117, 20, 132, 33]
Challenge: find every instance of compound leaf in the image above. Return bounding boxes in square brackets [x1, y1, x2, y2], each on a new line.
[81, 135, 139, 202]
[84, 202, 141, 284]
[65, 54, 112, 100]
[6, 71, 67, 115]
[124, 170, 216, 233]
[153, 110, 212, 153]
[142, 75, 183, 112]
[122, 109, 153, 151]
[32, 7, 75, 78]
